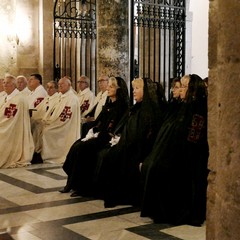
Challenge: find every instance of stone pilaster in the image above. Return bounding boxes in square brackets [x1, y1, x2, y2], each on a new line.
[207, 0, 240, 239]
[96, 0, 129, 83]
[39, 0, 54, 84]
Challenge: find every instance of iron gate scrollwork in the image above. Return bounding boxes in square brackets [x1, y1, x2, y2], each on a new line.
[53, 0, 96, 90]
[131, 0, 186, 98]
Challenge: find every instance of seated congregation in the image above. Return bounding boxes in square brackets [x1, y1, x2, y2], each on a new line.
[0, 73, 209, 227]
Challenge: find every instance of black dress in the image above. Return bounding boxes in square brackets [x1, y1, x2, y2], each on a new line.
[61, 77, 130, 196]
[140, 98, 209, 226]
[96, 78, 167, 207]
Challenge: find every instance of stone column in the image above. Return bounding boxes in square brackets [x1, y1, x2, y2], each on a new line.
[96, 0, 129, 83]
[39, 0, 54, 84]
[207, 1, 240, 239]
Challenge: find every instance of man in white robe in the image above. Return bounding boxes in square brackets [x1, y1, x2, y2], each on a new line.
[84, 75, 109, 121]
[27, 73, 47, 110]
[41, 77, 81, 163]
[77, 75, 95, 117]
[0, 75, 34, 168]
[31, 81, 59, 159]
[81, 75, 109, 137]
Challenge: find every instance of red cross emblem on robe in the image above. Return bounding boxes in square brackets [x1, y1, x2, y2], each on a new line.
[4, 104, 18, 118]
[34, 98, 44, 108]
[187, 114, 205, 143]
[80, 100, 90, 113]
[59, 106, 72, 122]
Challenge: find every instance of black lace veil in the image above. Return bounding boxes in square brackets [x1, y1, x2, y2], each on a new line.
[186, 74, 207, 103]
[115, 77, 130, 106]
[141, 77, 167, 130]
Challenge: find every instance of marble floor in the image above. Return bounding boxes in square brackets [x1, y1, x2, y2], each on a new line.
[0, 163, 206, 240]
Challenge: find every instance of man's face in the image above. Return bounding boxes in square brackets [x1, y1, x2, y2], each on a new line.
[46, 82, 57, 96]
[28, 76, 39, 91]
[58, 79, 70, 94]
[98, 77, 108, 92]
[16, 78, 27, 91]
[3, 78, 16, 95]
[77, 77, 88, 91]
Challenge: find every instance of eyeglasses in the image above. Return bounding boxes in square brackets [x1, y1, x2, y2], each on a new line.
[98, 79, 107, 82]
[77, 80, 87, 83]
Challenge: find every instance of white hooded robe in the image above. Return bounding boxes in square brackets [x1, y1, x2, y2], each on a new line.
[41, 90, 81, 163]
[0, 89, 34, 168]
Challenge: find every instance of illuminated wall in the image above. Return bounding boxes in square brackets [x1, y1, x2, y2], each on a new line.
[0, 0, 40, 77]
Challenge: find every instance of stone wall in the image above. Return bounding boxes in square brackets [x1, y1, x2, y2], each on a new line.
[97, 0, 129, 83]
[0, 0, 53, 84]
[207, 0, 240, 239]
[0, 0, 39, 78]
[0, 0, 129, 85]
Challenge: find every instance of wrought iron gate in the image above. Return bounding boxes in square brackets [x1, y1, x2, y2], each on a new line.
[53, 0, 96, 90]
[130, 0, 186, 98]
[53, 1, 185, 94]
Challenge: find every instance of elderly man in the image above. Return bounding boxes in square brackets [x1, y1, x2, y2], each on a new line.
[77, 75, 94, 117]
[16, 75, 31, 96]
[81, 75, 109, 137]
[28, 73, 47, 109]
[86, 75, 109, 120]
[32, 81, 59, 119]
[31, 81, 59, 163]
[0, 75, 34, 168]
[41, 77, 80, 163]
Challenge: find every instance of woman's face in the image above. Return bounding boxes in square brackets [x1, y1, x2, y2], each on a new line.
[107, 80, 118, 98]
[133, 84, 144, 102]
[179, 78, 190, 100]
[172, 81, 181, 98]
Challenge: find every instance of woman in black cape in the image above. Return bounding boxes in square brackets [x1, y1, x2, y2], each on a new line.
[163, 76, 182, 122]
[96, 77, 167, 207]
[60, 76, 130, 197]
[140, 74, 209, 226]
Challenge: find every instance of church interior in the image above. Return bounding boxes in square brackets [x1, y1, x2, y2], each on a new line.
[0, 0, 240, 240]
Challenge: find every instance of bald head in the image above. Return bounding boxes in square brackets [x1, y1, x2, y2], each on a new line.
[58, 77, 71, 94]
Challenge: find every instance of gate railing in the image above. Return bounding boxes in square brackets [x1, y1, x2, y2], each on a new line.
[130, 0, 186, 99]
[53, 0, 96, 90]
